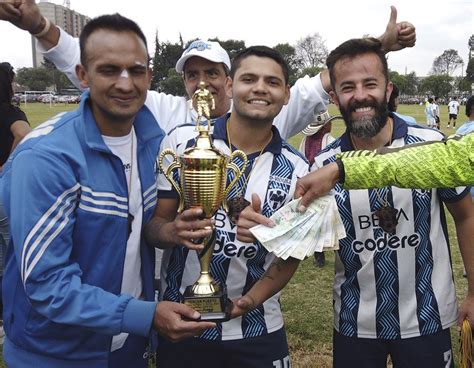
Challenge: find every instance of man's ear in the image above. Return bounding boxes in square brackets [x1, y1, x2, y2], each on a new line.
[147, 66, 153, 88]
[386, 81, 394, 102]
[283, 85, 290, 106]
[76, 64, 89, 90]
[225, 76, 233, 99]
[329, 90, 340, 108]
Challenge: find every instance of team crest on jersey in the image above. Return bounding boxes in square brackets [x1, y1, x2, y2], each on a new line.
[269, 175, 292, 186]
[266, 188, 287, 211]
[413, 188, 430, 197]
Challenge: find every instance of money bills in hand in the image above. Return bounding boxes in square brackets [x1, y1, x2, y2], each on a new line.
[250, 195, 346, 260]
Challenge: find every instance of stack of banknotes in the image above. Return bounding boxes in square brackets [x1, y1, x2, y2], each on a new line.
[250, 195, 346, 260]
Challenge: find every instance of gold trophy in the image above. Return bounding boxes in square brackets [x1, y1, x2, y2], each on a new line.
[158, 82, 247, 321]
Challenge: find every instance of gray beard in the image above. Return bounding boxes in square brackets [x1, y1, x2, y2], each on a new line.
[347, 116, 385, 139]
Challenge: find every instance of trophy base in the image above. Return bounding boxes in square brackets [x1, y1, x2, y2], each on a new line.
[183, 284, 232, 322]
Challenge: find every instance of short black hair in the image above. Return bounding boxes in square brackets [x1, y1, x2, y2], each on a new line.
[230, 46, 289, 85]
[0, 62, 15, 104]
[79, 13, 148, 67]
[466, 96, 473, 118]
[326, 38, 388, 90]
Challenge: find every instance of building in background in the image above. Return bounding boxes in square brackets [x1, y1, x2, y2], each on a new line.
[32, 0, 90, 67]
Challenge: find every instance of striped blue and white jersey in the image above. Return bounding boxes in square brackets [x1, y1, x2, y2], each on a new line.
[313, 114, 470, 339]
[157, 114, 309, 341]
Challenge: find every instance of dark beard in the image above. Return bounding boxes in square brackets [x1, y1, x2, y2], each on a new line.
[340, 99, 389, 139]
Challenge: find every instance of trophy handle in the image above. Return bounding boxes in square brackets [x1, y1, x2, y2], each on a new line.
[222, 149, 248, 213]
[158, 148, 185, 212]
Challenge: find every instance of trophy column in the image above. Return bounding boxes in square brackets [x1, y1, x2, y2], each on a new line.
[158, 82, 247, 322]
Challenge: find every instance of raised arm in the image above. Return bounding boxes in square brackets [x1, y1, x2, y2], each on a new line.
[0, 0, 60, 49]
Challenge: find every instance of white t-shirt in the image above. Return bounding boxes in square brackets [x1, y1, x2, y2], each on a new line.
[102, 128, 143, 351]
[448, 100, 460, 115]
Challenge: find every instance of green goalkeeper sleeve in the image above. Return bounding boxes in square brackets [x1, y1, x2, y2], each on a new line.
[340, 132, 473, 190]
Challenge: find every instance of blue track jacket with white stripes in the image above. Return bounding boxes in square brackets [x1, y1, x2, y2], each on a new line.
[0, 92, 164, 367]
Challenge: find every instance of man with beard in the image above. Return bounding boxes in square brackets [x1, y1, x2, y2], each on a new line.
[235, 38, 474, 368]
[311, 38, 474, 368]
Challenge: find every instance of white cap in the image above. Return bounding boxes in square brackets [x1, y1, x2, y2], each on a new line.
[175, 40, 231, 73]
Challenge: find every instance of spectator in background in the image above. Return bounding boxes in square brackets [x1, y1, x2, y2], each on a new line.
[456, 96, 474, 137]
[0, 61, 31, 343]
[387, 83, 417, 124]
[456, 95, 474, 198]
[298, 111, 337, 267]
[425, 97, 436, 128]
[447, 96, 460, 128]
[433, 96, 441, 129]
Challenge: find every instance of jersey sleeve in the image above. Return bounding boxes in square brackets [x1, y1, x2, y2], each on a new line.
[38, 28, 82, 90]
[5, 148, 156, 337]
[340, 133, 474, 190]
[273, 74, 329, 140]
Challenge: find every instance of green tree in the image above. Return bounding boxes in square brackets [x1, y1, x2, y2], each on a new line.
[160, 68, 186, 96]
[404, 72, 419, 96]
[419, 74, 453, 97]
[273, 43, 299, 85]
[15, 67, 53, 91]
[456, 76, 471, 94]
[388, 70, 418, 96]
[295, 33, 328, 69]
[150, 33, 184, 93]
[431, 49, 463, 76]
[388, 70, 408, 94]
[42, 58, 74, 92]
[150, 31, 161, 91]
[465, 58, 474, 83]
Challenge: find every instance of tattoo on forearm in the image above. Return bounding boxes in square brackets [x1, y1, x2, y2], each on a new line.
[261, 258, 286, 281]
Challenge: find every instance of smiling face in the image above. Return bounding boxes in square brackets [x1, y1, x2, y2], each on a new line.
[76, 29, 151, 135]
[226, 55, 290, 125]
[330, 52, 392, 139]
[182, 57, 231, 118]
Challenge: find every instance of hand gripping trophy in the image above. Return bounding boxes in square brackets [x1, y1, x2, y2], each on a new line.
[158, 82, 247, 321]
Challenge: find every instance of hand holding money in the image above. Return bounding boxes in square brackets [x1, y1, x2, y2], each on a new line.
[236, 193, 275, 243]
[250, 195, 346, 260]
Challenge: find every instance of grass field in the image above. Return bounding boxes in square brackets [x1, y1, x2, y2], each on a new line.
[1, 102, 470, 367]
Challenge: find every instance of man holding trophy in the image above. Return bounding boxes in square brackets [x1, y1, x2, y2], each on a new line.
[145, 46, 309, 368]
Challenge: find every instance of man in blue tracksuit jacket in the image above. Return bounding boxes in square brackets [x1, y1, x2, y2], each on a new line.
[0, 14, 214, 368]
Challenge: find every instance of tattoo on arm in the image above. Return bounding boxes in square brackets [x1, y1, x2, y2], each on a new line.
[262, 258, 285, 281]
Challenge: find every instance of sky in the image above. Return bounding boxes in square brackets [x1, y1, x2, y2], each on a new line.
[0, 0, 472, 77]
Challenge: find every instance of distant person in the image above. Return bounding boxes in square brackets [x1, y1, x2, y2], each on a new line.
[456, 95, 474, 198]
[448, 96, 460, 128]
[0, 61, 31, 343]
[387, 83, 417, 124]
[298, 111, 336, 267]
[433, 96, 441, 129]
[456, 96, 474, 136]
[425, 97, 436, 128]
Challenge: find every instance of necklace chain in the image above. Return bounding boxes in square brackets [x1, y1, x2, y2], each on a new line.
[128, 129, 134, 195]
[226, 122, 272, 197]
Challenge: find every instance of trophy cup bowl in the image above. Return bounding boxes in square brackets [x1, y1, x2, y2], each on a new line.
[158, 83, 247, 321]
